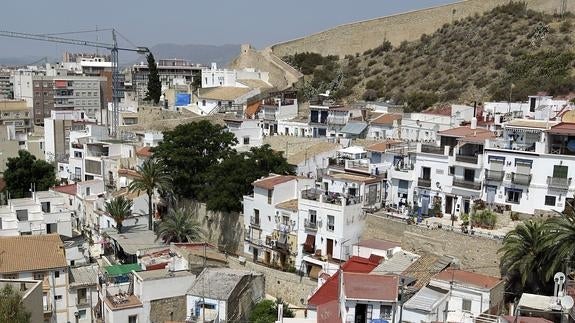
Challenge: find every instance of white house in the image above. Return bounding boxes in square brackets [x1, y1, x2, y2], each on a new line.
[68, 265, 99, 323]
[0, 190, 74, 237]
[258, 91, 298, 135]
[186, 268, 265, 322]
[196, 87, 259, 115]
[367, 113, 402, 140]
[224, 118, 263, 152]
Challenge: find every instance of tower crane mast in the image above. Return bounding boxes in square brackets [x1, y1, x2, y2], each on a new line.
[0, 29, 149, 138]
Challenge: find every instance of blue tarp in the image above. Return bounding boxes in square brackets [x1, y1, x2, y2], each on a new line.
[175, 93, 191, 106]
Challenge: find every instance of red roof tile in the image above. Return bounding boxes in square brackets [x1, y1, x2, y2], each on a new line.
[433, 269, 502, 289]
[423, 105, 452, 116]
[52, 184, 77, 196]
[547, 122, 575, 135]
[344, 273, 399, 301]
[308, 256, 379, 306]
[365, 140, 403, 153]
[136, 146, 153, 158]
[438, 126, 491, 138]
[252, 175, 296, 190]
[357, 239, 400, 251]
[371, 113, 402, 126]
[244, 101, 262, 118]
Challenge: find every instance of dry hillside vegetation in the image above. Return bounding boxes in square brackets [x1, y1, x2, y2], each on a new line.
[284, 2, 575, 111]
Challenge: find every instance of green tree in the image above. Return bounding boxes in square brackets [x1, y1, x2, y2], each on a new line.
[249, 299, 295, 323]
[542, 214, 575, 277]
[156, 207, 204, 243]
[144, 52, 162, 104]
[128, 158, 172, 230]
[152, 120, 237, 198]
[498, 220, 551, 299]
[4, 150, 57, 198]
[201, 145, 294, 213]
[105, 196, 133, 233]
[0, 285, 31, 323]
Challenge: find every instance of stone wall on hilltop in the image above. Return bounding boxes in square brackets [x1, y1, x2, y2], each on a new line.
[270, 0, 573, 57]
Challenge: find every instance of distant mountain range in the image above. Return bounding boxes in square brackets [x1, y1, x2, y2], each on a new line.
[0, 43, 240, 68]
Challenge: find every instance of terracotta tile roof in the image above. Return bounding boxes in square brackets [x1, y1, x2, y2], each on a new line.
[458, 131, 496, 144]
[52, 184, 77, 196]
[136, 146, 153, 158]
[118, 168, 140, 178]
[252, 175, 295, 190]
[433, 269, 502, 289]
[244, 101, 262, 118]
[357, 239, 400, 251]
[402, 253, 452, 290]
[500, 316, 553, 323]
[423, 105, 452, 116]
[344, 273, 399, 301]
[371, 113, 402, 126]
[198, 87, 252, 101]
[0, 235, 67, 274]
[365, 140, 403, 153]
[308, 256, 379, 306]
[275, 199, 298, 212]
[438, 126, 491, 138]
[548, 122, 575, 135]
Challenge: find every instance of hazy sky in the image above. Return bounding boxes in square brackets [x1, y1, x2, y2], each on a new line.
[0, 0, 453, 58]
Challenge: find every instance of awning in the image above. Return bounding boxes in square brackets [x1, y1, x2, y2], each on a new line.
[340, 122, 368, 135]
[303, 234, 316, 253]
[104, 263, 142, 277]
[309, 264, 322, 279]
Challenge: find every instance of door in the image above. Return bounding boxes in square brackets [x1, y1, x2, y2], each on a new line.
[421, 195, 430, 215]
[252, 248, 258, 262]
[463, 199, 471, 214]
[264, 251, 271, 264]
[445, 196, 454, 214]
[355, 303, 367, 323]
[326, 239, 334, 259]
[486, 186, 496, 204]
[367, 184, 377, 205]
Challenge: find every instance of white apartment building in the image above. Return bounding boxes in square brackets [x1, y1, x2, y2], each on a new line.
[201, 63, 270, 89]
[0, 190, 74, 237]
[196, 87, 260, 116]
[0, 234, 69, 323]
[482, 120, 575, 215]
[243, 175, 315, 270]
[13, 66, 46, 108]
[68, 265, 99, 323]
[45, 110, 98, 163]
[367, 113, 402, 140]
[258, 91, 298, 136]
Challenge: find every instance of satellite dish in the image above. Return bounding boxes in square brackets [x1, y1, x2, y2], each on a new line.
[561, 296, 574, 310]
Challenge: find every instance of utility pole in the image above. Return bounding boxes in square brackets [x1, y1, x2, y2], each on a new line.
[398, 277, 405, 323]
[202, 242, 206, 323]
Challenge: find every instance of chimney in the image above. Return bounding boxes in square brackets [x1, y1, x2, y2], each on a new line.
[471, 101, 477, 130]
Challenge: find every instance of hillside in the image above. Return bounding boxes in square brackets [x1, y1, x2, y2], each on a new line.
[284, 2, 575, 111]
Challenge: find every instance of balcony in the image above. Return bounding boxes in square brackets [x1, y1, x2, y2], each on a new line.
[421, 145, 444, 155]
[512, 172, 532, 185]
[485, 170, 505, 181]
[453, 178, 481, 190]
[418, 178, 431, 188]
[250, 216, 260, 228]
[548, 176, 572, 190]
[76, 298, 90, 308]
[455, 154, 478, 164]
[345, 159, 370, 173]
[487, 139, 536, 152]
[304, 219, 318, 231]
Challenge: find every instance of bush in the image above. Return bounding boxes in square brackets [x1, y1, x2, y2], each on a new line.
[471, 209, 497, 229]
[510, 212, 520, 221]
[560, 20, 572, 33]
[362, 89, 378, 101]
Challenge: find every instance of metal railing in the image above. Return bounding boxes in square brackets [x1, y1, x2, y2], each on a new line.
[485, 170, 504, 181]
[250, 216, 260, 227]
[418, 177, 431, 188]
[547, 176, 571, 190]
[455, 154, 478, 164]
[304, 219, 317, 231]
[512, 172, 532, 185]
[421, 145, 444, 155]
[453, 178, 481, 190]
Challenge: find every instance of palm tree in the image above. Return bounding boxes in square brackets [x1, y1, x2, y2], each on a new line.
[498, 220, 550, 297]
[105, 196, 133, 234]
[128, 158, 172, 231]
[542, 213, 575, 276]
[156, 207, 204, 243]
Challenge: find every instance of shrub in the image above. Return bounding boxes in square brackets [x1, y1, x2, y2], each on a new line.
[560, 20, 572, 33]
[362, 89, 378, 101]
[471, 209, 497, 229]
[510, 212, 520, 221]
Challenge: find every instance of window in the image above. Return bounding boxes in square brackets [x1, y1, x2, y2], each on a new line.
[380, 305, 393, 319]
[78, 309, 86, 319]
[448, 166, 455, 175]
[54, 295, 62, 300]
[3, 274, 17, 279]
[253, 209, 260, 225]
[77, 288, 87, 304]
[506, 189, 522, 204]
[33, 272, 45, 280]
[16, 209, 28, 221]
[366, 304, 373, 321]
[462, 299, 472, 311]
[545, 195, 556, 206]
[267, 189, 273, 204]
[309, 210, 317, 224]
[54, 271, 59, 278]
[128, 315, 138, 323]
[41, 202, 51, 213]
[243, 136, 250, 145]
[74, 151, 82, 158]
[327, 215, 335, 231]
[86, 187, 91, 196]
[553, 165, 568, 178]
[202, 100, 206, 106]
[282, 215, 289, 226]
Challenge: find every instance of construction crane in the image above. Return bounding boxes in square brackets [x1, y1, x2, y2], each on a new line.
[0, 29, 149, 138]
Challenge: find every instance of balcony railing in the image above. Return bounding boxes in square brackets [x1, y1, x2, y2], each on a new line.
[345, 159, 370, 172]
[421, 145, 444, 155]
[453, 178, 481, 190]
[250, 216, 260, 227]
[512, 172, 532, 185]
[418, 177, 431, 188]
[304, 219, 317, 231]
[548, 176, 571, 190]
[485, 170, 504, 181]
[455, 154, 478, 164]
